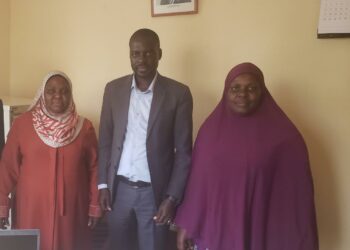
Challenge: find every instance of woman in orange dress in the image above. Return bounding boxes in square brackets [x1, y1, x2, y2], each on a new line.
[0, 71, 102, 250]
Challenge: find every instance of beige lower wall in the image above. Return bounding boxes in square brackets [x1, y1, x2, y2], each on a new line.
[7, 0, 350, 249]
[0, 0, 10, 95]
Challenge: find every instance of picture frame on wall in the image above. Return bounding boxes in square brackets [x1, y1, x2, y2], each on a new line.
[151, 0, 198, 17]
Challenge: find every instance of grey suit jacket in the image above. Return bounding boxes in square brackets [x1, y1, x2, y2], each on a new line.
[98, 74, 193, 206]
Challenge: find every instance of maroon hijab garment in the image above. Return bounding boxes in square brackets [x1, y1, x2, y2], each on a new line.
[175, 63, 318, 250]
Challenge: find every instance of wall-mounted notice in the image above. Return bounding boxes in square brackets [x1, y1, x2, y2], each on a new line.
[318, 0, 350, 38]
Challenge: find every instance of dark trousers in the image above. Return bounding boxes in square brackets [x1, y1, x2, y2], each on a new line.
[106, 181, 168, 250]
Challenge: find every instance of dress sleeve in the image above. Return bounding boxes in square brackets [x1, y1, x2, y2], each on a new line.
[83, 121, 102, 218]
[0, 119, 22, 218]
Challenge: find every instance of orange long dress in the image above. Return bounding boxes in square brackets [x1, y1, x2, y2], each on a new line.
[0, 111, 101, 250]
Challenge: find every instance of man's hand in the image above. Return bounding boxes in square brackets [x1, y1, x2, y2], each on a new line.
[99, 188, 112, 212]
[177, 227, 194, 250]
[0, 217, 9, 229]
[153, 197, 176, 225]
[88, 216, 99, 229]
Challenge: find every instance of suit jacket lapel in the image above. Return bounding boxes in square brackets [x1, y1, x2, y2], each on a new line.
[115, 76, 132, 144]
[147, 75, 165, 138]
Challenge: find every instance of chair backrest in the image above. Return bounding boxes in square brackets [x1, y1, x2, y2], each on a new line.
[0, 229, 40, 250]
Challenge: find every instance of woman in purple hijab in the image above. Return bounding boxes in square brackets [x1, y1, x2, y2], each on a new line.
[175, 63, 318, 250]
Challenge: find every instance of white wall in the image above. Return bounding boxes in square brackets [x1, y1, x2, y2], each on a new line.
[0, 0, 10, 95]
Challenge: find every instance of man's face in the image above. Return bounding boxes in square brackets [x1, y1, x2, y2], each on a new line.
[129, 36, 162, 83]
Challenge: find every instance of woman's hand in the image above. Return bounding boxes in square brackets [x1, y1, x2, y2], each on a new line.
[88, 216, 99, 229]
[177, 227, 194, 250]
[0, 217, 9, 229]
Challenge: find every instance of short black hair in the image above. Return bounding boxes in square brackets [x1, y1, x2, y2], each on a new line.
[129, 28, 160, 48]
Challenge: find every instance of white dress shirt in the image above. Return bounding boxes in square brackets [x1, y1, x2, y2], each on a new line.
[98, 74, 157, 189]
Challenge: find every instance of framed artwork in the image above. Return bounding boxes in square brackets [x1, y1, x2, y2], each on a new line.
[151, 0, 198, 17]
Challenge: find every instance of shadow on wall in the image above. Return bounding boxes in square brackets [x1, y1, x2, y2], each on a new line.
[180, 48, 221, 136]
[191, 85, 219, 136]
[303, 126, 340, 250]
[274, 83, 340, 250]
[0, 99, 4, 156]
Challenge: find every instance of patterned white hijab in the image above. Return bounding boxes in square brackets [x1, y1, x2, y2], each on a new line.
[29, 71, 84, 148]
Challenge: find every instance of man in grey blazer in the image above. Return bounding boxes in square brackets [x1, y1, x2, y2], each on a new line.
[98, 28, 193, 250]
